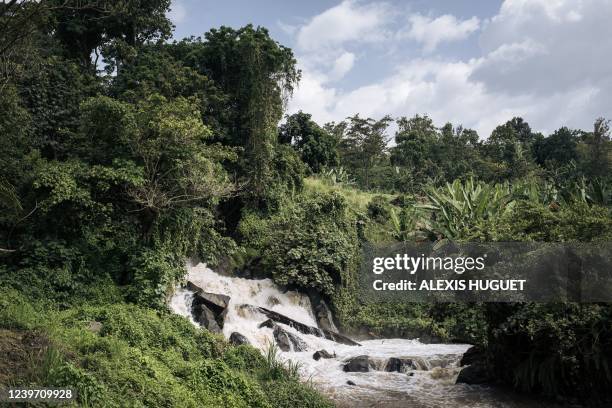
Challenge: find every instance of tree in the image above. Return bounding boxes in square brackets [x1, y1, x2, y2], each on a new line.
[581, 118, 611, 178]
[338, 115, 391, 190]
[171, 26, 300, 201]
[49, 0, 173, 69]
[533, 127, 579, 168]
[484, 117, 539, 179]
[279, 111, 339, 174]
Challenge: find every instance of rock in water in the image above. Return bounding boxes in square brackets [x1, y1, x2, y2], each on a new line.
[188, 284, 230, 330]
[258, 319, 275, 329]
[229, 332, 250, 346]
[307, 290, 337, 332]
[313, 350, 334, 360]
[188, 285, 230, 315]
[346, 380, 356, 386]
[385, 357, 415, 373]
[343, 355, 370, 372]
[456, 363, 490, 385]
[273, 326, 307, 352]
[192, 303, 221, 333]
[460, 345, 484, 366]
[250, 305, 360, 346]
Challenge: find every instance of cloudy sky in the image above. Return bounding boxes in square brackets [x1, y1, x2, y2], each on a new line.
[169, 0, 611, 138]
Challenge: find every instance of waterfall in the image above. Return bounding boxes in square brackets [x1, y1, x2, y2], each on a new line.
[169, 263, 556, 408]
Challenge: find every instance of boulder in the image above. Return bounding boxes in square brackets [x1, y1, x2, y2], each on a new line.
[273, 326, 307, 352]
[229, 332, 250, 346]
[307, 290, 338, 332]
[313, 350, 334, 360]
[343, 355, 370, 372]
[258, 319, 275, 329]
[188, 285, 230, 316]
[189, 286, 230, 330]
[192, 303, 221, 333]
[346, 380, 356, 386]
[385, 357, 415, 373]
[456, 363, 490, 385]
[460, 345, 484, 367]
[249, 305, 360, 346]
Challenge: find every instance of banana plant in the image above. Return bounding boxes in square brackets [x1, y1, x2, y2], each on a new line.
[422, 178, 514, 239]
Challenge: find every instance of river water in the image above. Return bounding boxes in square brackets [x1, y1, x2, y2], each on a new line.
[169, 263, 563, 408]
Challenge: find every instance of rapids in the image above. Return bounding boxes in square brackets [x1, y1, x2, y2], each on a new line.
[170, 263, 562, 408]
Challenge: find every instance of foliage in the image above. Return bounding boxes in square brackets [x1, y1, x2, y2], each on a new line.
[0, 289, 332, 407]
[424, 178, 514, 239]
[252, 192, 359, 295]
[279, 111, 339, 174]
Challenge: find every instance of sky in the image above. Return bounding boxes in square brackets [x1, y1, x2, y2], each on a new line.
[168, 0, 612, 138]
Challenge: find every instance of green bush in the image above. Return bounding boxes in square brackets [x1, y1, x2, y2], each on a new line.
[367, 195, 391, 222]
[259, 192, 359, 295]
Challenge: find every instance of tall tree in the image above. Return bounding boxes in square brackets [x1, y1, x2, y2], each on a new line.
[171, 26, 300, 200]
[339, 115, 391, 190]
[279, 111, 339, 174]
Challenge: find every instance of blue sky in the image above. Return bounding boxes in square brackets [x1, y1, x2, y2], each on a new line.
[168, 0, 611, 137]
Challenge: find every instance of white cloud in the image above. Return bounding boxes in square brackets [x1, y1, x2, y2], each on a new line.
[473, 0, 612, 96]
[402, 14, 480, 52]
[329, 52, 356, 80]
[288, 0, 612, 137]
[296, 0, 392, 52]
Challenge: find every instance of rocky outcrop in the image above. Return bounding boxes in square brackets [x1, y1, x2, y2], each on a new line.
[313, 350, 334, 360]
[188, 283, 230, 333]
[460, 345, 484, 366]
[247, 305, 360, 346]
[456, 345, 491, 385]
[343, 355, 371, 372]
[385, 357, 415, 373]
[229, 332, 250, 346]
[273, 325, 307, 352]
[192, 303, 221, 333]
[307, 290, 337, 332]
[257, 318, 307, 351]
[456, 363, 491, 385]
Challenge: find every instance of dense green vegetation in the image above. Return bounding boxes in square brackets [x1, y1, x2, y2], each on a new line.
[1, 1, 611, 406]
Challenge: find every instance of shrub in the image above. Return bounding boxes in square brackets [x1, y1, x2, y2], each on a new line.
[367, 195, 391, 222]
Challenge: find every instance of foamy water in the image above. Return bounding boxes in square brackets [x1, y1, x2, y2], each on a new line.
[169, 263, 561, 408]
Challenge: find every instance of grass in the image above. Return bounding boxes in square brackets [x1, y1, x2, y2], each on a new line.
[304, 177, 396, 213]
[0, 285, 334, 408]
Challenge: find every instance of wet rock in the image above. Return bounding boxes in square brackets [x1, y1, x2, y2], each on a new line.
[456, 363, 490, 385]
[385, 357, 415, 373]
[249, 305, 360, 346]
[189, 286, 230, 316]
[343, 355, 370, 372]
[229, 332, 250, 346]
[307, 290, 337, 332]
[313, 350, 334, 360]
[346, 380, 356, 386]
[460, 345, 484, 367]
[192, 303, 221, 333]
[273, 326, 307, 352]
[258, 319, 275, 329]
[189, 286, 230, 330]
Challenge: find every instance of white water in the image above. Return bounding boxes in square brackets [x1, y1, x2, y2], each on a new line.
[169, 263, 561, 408]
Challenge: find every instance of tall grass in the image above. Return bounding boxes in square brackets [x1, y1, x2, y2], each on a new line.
[261, 341, 301, 381]
[304, 177, 394, 212]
